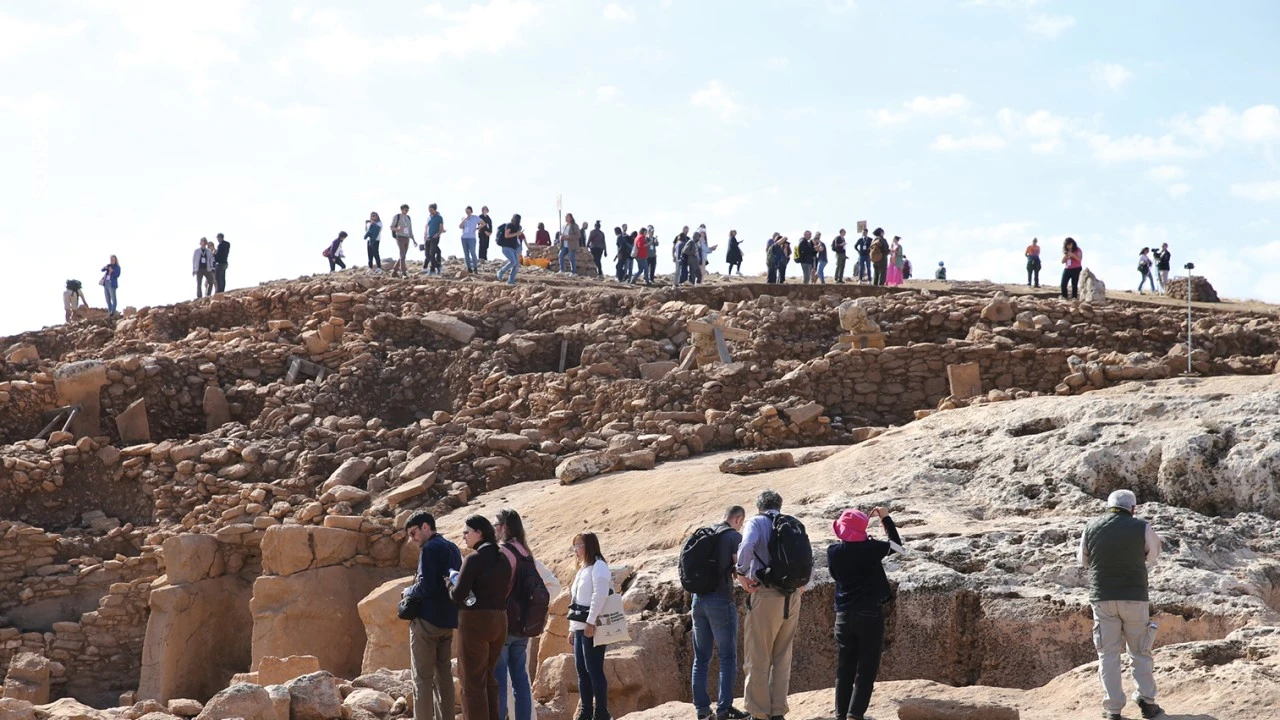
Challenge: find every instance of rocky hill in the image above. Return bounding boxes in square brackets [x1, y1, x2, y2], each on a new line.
[1, 260, 1278, 719]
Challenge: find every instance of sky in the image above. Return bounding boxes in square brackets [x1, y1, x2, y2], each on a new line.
[2, 0, 1278, 336]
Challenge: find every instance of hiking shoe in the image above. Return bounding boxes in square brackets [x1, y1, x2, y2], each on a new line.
[1102, 713, 1122, 720]
[717, 708, 749, 720]
[1137, 699, 1165, 719]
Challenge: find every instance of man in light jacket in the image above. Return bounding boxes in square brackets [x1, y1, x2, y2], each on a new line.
[192, 238, 214, 298]
[1078, 490, 1164, 720]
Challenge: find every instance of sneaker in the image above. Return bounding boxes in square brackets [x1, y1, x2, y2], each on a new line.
[717, 708, 749, 720]
[1137, 699, 1164, 719]
[1102, 713, 1122, 720]
[697, 712, 712, 720]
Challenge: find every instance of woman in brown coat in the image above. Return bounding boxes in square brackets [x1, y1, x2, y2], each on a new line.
[450, 515, 513, 720]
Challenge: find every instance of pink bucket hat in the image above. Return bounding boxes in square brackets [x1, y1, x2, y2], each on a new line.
[833, 509, 869, 542]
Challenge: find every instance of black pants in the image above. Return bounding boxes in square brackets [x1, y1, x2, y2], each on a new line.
[479, 234, 490, 261]
[367, 240, 380, 268]
[214, 265, 227, 293]
[591, 247, 604, 276]
[573, 630, 609, 720]
[424, 238, 441, 272]
[1027, 265, 1040, 287]
[616, 255, 631, 282]
[646, 257, 656, 284]
[1061, 267, 1081, 298]
[329, 256, 346, 272]
[835, 609, 885, 720]
[872, 260, 887, 286]
[777, 260, 788, 283]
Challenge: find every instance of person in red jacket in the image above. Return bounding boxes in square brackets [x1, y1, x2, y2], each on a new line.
[632, 227, 650, 286]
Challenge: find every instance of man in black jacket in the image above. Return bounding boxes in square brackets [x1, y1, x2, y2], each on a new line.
[854, 229, 872, 283]
[797, 231, 816, 284]
[403, 511, 463, 720]
[213, 234, 231, 293]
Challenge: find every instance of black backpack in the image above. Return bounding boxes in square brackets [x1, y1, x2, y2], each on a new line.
[679, 524, 732, 594]
[756, 514, 813, 593]
[505, 545, 550, 637]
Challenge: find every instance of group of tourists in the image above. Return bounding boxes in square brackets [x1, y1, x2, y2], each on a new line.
[1025, 238, 1174, 300]
[61, 255, 124, 322]
[764, 227, 918, 286]
[399, 485, 1166, 720]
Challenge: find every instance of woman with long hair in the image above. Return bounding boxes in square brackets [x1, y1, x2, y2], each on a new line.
[365, 212, 382, 270]
[569, 532, 611, 720]
[495, 509, 535, 720]
[885, 237, 904, 286]
[1137, 247, 1156, 294]
[726, 230, 744, 276]
[451, 515, 512, 720]
[1061, 237, 1083, 299]
[100, 255, 121, 316]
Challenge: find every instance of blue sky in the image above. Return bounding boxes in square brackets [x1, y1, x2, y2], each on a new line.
[2, 0, 1278, 336]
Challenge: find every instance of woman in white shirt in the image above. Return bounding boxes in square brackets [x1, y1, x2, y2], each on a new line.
[569, 532, 612, 720]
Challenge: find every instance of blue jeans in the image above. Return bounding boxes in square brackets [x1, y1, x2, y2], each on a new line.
[462, 237, 478, 272]
[692, 593, 738, 716]
[494, 635, 530, 720]
[573, 630, 608, 719]
[498, 246, 519, 285]
[816, 258, 828, 284]
[104, 284, 117, 314]
[856, 254, 871, 281]
[558, 244, 577, 273]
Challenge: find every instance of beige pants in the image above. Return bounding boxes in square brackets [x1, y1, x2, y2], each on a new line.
[1091, 600, 1157, 714]
[742, 587, 801, 718]
[410, 618, 456, 720]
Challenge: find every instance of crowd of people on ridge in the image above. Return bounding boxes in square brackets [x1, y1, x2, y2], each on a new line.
[398, 487, 1166, 720]
[56, 199, 1181, 325]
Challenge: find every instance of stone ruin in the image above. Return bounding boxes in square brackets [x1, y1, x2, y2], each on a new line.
[1166, 275, 1221, 303]
[1, 258, 1279, 719]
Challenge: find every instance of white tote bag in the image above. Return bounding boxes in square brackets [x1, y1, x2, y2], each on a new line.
[593, 592, 630, 646]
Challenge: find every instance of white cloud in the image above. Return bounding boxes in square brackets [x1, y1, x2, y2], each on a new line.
[1090, 62, 1133, 91]
[691, 80, 744, 124]
[1146, 165, 1186, 183]
[823, 0, 857, 14]
[91, 0, 254, 80]
[996, 108, 1074, 153]
[602, 3, 636, 23]
[291, 0, 541, 78]
[692, 185, 779, 218]
[931, 133, 1007, 151]
[1230, 181, 1280, 202]
[767, 56, 789, 69]
[595, 85, 623, 106]
[873, 94, 971, 126]
[1167, 183, 1191, 198]
[1089, 133, 1199, 163]
[1173, 104, 1280, 147]
[1026, 13, 1076, 38]
[0, 12, 85, 61]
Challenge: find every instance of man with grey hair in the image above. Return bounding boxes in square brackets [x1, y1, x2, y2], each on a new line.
[1078, 490, 1164, 720]
[736, 490, 809, 720]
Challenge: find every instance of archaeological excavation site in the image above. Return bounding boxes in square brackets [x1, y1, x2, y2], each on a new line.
[3, 264, 1280, 720]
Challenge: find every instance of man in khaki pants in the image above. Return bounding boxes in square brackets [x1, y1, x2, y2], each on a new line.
[735, 490, 806, 720]
[403, 511, 462, 720]
[1078, 490, 1164, 720]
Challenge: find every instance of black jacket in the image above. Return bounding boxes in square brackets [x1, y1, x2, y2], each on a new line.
[214, 240, 231, 267]
[827, 516, 902, 613]
[797, 239, 816, 263]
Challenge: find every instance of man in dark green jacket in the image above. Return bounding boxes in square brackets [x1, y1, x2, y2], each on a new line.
[1078, 490, 1164, 720]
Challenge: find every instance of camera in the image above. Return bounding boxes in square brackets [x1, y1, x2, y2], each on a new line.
[1184, 262, 1195, 270]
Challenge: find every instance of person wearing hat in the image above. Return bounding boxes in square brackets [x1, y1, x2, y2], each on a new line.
[1078, 490, 1163, 720]
[827, 507, 904, 720]
[934, 261, 947, 281]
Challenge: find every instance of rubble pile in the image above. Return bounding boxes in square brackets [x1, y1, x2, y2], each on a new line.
[1, 264, 1279, 717]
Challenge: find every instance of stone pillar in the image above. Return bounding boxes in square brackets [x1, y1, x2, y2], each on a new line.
[3, 652, 52, 704]
[53, 360, 108, 438]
